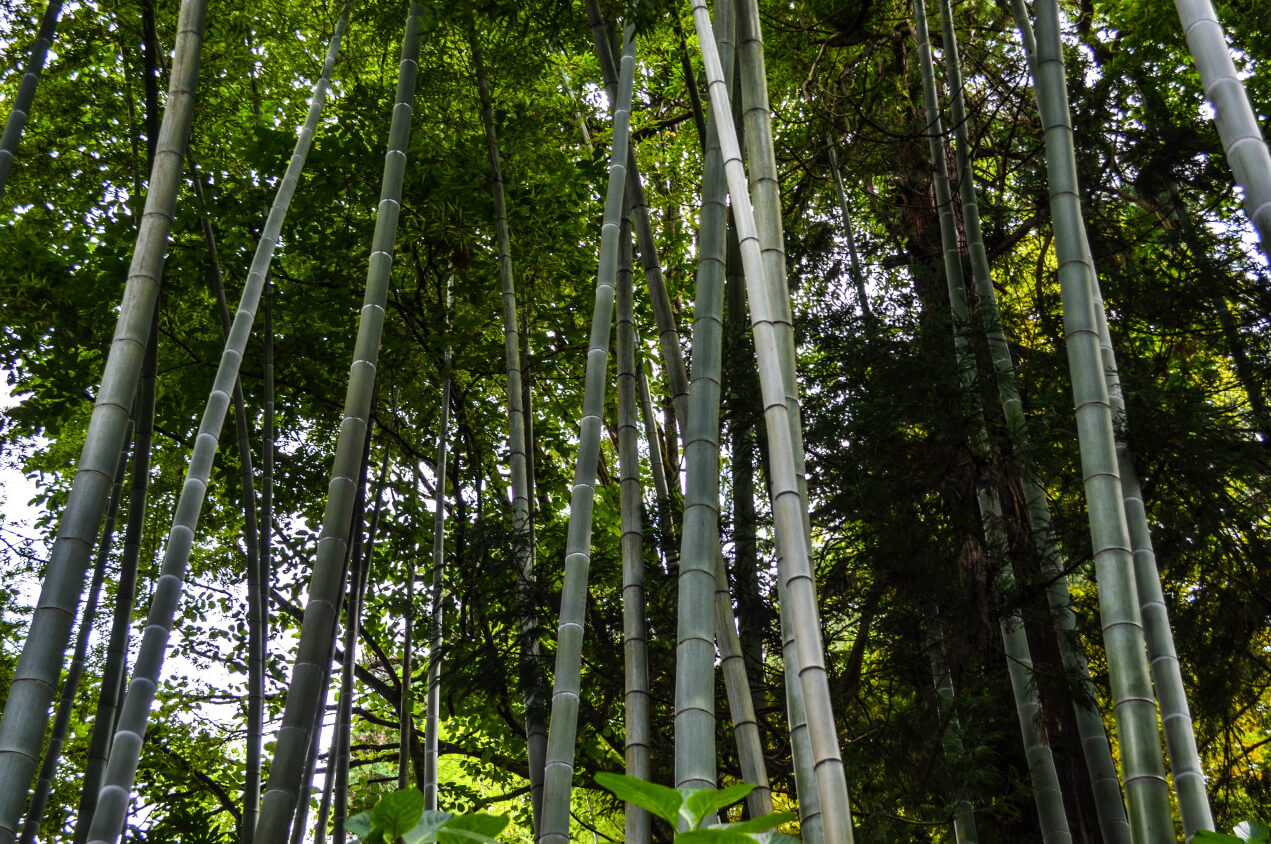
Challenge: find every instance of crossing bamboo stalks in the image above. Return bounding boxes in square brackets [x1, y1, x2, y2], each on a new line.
[82, 11, 350, 838]
[939, 1, 1131, 839]
[1173, 0, 1271, 254]
[913, 0, 1071, 839]
[470, 34, 547, 824]
[0, 0, 64, 202]
[0, 1, 206, 836]
[1030, 1, 1176, 839]
[584, 0, 691, 461]
[423, 341, 452, 810]
[616, 209, 651, 844]
[255, 7, 422, 840]
[19, 426, 131, 844]
[74, 319, 158, 844]
[538, 25, 635, 844]
[689, 3, 854, 840]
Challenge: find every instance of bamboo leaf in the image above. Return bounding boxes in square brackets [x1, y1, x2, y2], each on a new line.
[1235, 822, 1271, 842]
[595, 772, 683, 825]
[724, 811, 796, 834]
[1193, 833, 1247, 844]
[682, 783, 754, 828]
[436, 813, 510, 842]
[675, 830, 756, 844]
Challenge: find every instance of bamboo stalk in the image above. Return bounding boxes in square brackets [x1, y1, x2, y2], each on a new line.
[0, 0, 206, 836]
[538, 24, 636, 844]
[255, 6, 422, 839]
[928, 628, 979, 844]
[0, 0, 64, 201]
[824, 137, 874, 324]
[689, 4, 854, 840]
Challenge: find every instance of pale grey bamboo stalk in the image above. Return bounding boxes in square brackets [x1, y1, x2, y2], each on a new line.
[538, 25, 635, 844]
[0, 1, 206, 837]
[616, 208, 651, 844]
[942, 1, 1131, 840]
[777, 575, 823, 844]
[19, 425, 132, 844]
[714, 552, 774, 817]
[913, 1, 1071, 839]
[584, 0, 691, 461]
[255, 7, 422, 840]
[674, 0, 734, 795]
[260, 280, 274, 657]
[689, 4, 854, 840]
[1030, 1, 1176, 839]
[636, 357, 675, 564]
[469, 36, 546, 823]
[824, 137, 874, 324]
[423, 282, 454, 811]
[928, 630, 978, 844]
[83, 10, 349, 836]
[0, 0, 64, 202]
[1173, 0, 1271, 253]
[74, 317, 158, 844]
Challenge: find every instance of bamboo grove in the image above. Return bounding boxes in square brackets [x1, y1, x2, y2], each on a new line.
[0, 0, 1268, 840]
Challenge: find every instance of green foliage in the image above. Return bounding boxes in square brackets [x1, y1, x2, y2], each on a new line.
[349, 788, 510, 844]
[594, 773, 796, 842]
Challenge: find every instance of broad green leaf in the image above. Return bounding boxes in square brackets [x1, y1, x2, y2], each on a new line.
[725, 811, 797, 834]
[683, 783, 755, 828]
[372, 788, 426, 840]
[401, 811, 455, 844]
[595, 772, 684, 826]
[675, 830, 758, 844]
[751, 833, 801, 844]
[1235, 822, 1271, 843]
[436, 812, 511, 843]
[1194, 832, 1249, 844]
[347, 812, 374, 838]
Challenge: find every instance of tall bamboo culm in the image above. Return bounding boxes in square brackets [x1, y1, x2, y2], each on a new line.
[912, 0, 1072, 839]
[470, 36, 546, 825]
[255, 6, 422, 840]
[1173, 0, 1271, 254]
[942, 1, 1131, 840]
[928, 630, 979, 844]
[0, 1, 206, 837]
[0, 0, 64, 201]
[1029, 1, 1176, 839]
[19, 427, 131, 844]
[616, 210, 651, 844]
[689, 4, 855, 841]
[423, 280, 454, 810]
[537, 25, 635, 844]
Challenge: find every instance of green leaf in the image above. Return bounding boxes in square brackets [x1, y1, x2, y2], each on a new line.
[348, 812, 374, 838]
[401, 811, 455, 844]
[724, 811, 797, 834]
[1235, 822, 1271, 843]
[1194, 832, 1248, 844]
[372, 789, 426, 840]
[595, 771, 684, 826]
[751, 833, 801, 844]
[436, 813, 511, 843]
[675, 830, 758, 844]
[683, 783, 755, 828]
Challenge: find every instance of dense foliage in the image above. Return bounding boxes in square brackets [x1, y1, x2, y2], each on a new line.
[0, 0, 1268, 840]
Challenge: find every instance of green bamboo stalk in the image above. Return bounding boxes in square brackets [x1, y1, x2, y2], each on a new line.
[260, 279, 275, 654]
[913, 1, 1071, 839]
[776, 574, 823, 844]
[928, 629, 979, 844]
[636, 356, 675, 564]
[824, 137, 874, 324]
[0, 0, 64, 202]
[255, 7, 421, 840]
[19, 425, 132, 844]
[690, 4, 854, 840]
[1173, 0, 1271, 253]
[469, 34, 547, 825]
[1029, 1, 1176, 839]
[538, 24, 635, 844]
[0, 1, 206, 836]
[584, 0, 691, 460]
[616, 207, 652, 844]
[942, 1, 1131, 839]
[73, 316, 158, 844]
[82, 10, 349, 836]
[422, 281, 454, 810]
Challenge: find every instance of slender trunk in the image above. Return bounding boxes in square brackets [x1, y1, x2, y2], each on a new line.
[538, 25, 635, 844]
[635, 356, 676, 566]
[825, 137, 874, 324]
[941, 1, 1131, 840]
[0, 0, 206, 836]
[929, 628, 979, 844]
[468, 35, 546, 827]
[704, 3, 855, 839]
[1028, 1, 1176, 839]
[255, 7, 421, 839]
[0, 0, 64, 201]
[616, 207, 651, 844]
[1172, 0, 1271, 255]
[19, 425, 132, 844]
[423, 284, 454, 809]
[913, 1, 1072, 839]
